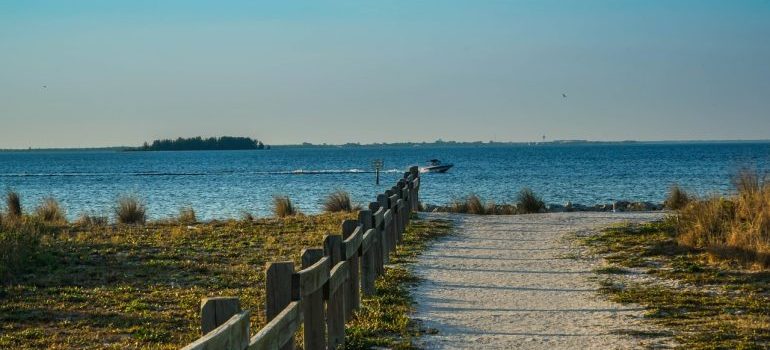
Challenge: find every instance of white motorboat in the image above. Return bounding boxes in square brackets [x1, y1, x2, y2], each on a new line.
[420, 159, 453, 173]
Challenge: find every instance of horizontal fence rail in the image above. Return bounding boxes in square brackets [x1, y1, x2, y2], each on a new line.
[181, 166, 421, 350]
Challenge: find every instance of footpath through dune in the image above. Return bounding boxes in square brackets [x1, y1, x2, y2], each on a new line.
[412, 212, 668, 350]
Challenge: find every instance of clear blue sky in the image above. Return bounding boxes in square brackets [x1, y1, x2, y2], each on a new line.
[1, 1, 769, 148]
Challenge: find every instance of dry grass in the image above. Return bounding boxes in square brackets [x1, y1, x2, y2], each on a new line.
[74, 213, 108, 227]
[5, 191, 22, 219]
[0, 212, 355, 349]
[273, 195, 299, 218]
[322, 190, 360, 213]
[675, 169, 770, 267]
[515, 188, 545, 214]
[584, 221, 770, 348]
[447, 194, 520, 215]
[177, 207, 197, 224]
[664, 184, 691, 210]
[34, 197, 66, 224]
[115, 195, 147, 225]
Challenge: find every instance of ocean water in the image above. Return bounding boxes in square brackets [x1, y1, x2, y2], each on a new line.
[1, 143, 769, 220]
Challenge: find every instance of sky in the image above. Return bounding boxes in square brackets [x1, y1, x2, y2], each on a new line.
[1, 1, 769, 148]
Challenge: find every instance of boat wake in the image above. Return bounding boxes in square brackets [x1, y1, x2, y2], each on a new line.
[0, 169, 405, 177]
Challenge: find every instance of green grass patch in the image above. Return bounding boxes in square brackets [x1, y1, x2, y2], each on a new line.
[0, 213, 355, 349]
[344, 218, 453, 349]
[583, 220, 770, 349]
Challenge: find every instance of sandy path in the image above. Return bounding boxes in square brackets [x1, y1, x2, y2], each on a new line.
[412, 212, 666, 350]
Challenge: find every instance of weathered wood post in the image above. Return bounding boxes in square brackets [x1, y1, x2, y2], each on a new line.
[200, 297, 241, 335]
[324, 235, 346, 350]
[372, 204, 388, 265]
[294, 248, 328, 350]
[266, 262, 296, 350]
[341, 220, 361, 317]
[389, 191, 402, 244]
[359, 209, 377, 296]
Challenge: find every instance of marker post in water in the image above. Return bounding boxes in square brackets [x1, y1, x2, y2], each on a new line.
[372, 159, 383, 185]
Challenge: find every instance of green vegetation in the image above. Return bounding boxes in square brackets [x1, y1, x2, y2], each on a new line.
[584, 220, 770, 349]
[139, 136, 266, 151]
[345, 218, 453, 349]
[0, 212, 356, 349]
[272, 195, 299, 218]
[0, 218, 47, 284]
[323, 190, 361, 213]
[115, 195, 147, 224]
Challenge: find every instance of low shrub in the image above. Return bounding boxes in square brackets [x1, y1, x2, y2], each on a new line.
[323, 190, 360, 213]
[0, 219, 45, 283]
[115, 195, 146, 224]
[5, 191, 22, 218]
[177, 207, 197, 224]
[516, 188, 545, 214]
[273, 195, 299, 218]
[35, 197, 66, 223]
[75, 213, 108, 227]
[664, 184, 691, 210]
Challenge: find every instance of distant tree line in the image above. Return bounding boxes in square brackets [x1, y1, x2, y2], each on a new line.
[139, 136, 267, 151]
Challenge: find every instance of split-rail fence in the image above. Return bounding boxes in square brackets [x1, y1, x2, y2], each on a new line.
[181, 166, 421, 350]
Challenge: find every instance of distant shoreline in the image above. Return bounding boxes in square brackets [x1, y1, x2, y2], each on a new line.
[1, 139, 769, 152]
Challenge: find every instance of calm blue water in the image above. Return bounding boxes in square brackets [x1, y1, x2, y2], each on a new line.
[1, 143, 769, 220]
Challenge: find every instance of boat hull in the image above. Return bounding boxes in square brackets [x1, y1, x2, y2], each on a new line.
[421, 164, 453, 173]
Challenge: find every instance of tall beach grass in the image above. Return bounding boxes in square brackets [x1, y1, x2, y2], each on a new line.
[273, 195, 299, 217]
[323, 190, 361, 213]
[115, 195, 147, 224]
[5, 191, 22, 219]
[35, 197, 66, 223]
[674, 170, 770, 267]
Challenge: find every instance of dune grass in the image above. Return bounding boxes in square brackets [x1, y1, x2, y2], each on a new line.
[176, 207, 197, 225]
[584, 220, 770, 348]
[5, 191, 22, 219]
[273, 195, 299, 218]
[74, 213, 109, 227]
[34, 197, 66, 224]
[664, 184, 691, 210]
[515, 187, 545, 214]
[323, 190, 361, 213]
[445, 190, 542, 215]
[674, 170, 770, 268]
[115, 195, 147, 224]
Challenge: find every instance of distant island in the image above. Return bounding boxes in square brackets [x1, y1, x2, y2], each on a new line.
[135, 136, 268, 151]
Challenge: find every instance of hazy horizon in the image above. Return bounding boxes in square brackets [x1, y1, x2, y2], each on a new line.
[2, 1, 769, 148]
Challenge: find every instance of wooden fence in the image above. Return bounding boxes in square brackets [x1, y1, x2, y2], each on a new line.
[181, 166, 421, 350]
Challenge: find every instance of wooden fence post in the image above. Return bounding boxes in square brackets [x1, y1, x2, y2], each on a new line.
[200, 297, 241, 335]
[266, 262, 295, 350]
[297, 248, 326, 350]
[324, 235, 346, 350]
[359, 209, 378, 296]
[341, 220, 360, 316]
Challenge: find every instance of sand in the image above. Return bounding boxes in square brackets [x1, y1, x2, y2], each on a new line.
[412, 212, 670, 349]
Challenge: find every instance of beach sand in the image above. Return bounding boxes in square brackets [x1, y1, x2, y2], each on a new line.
[412, 212, 672, 349]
